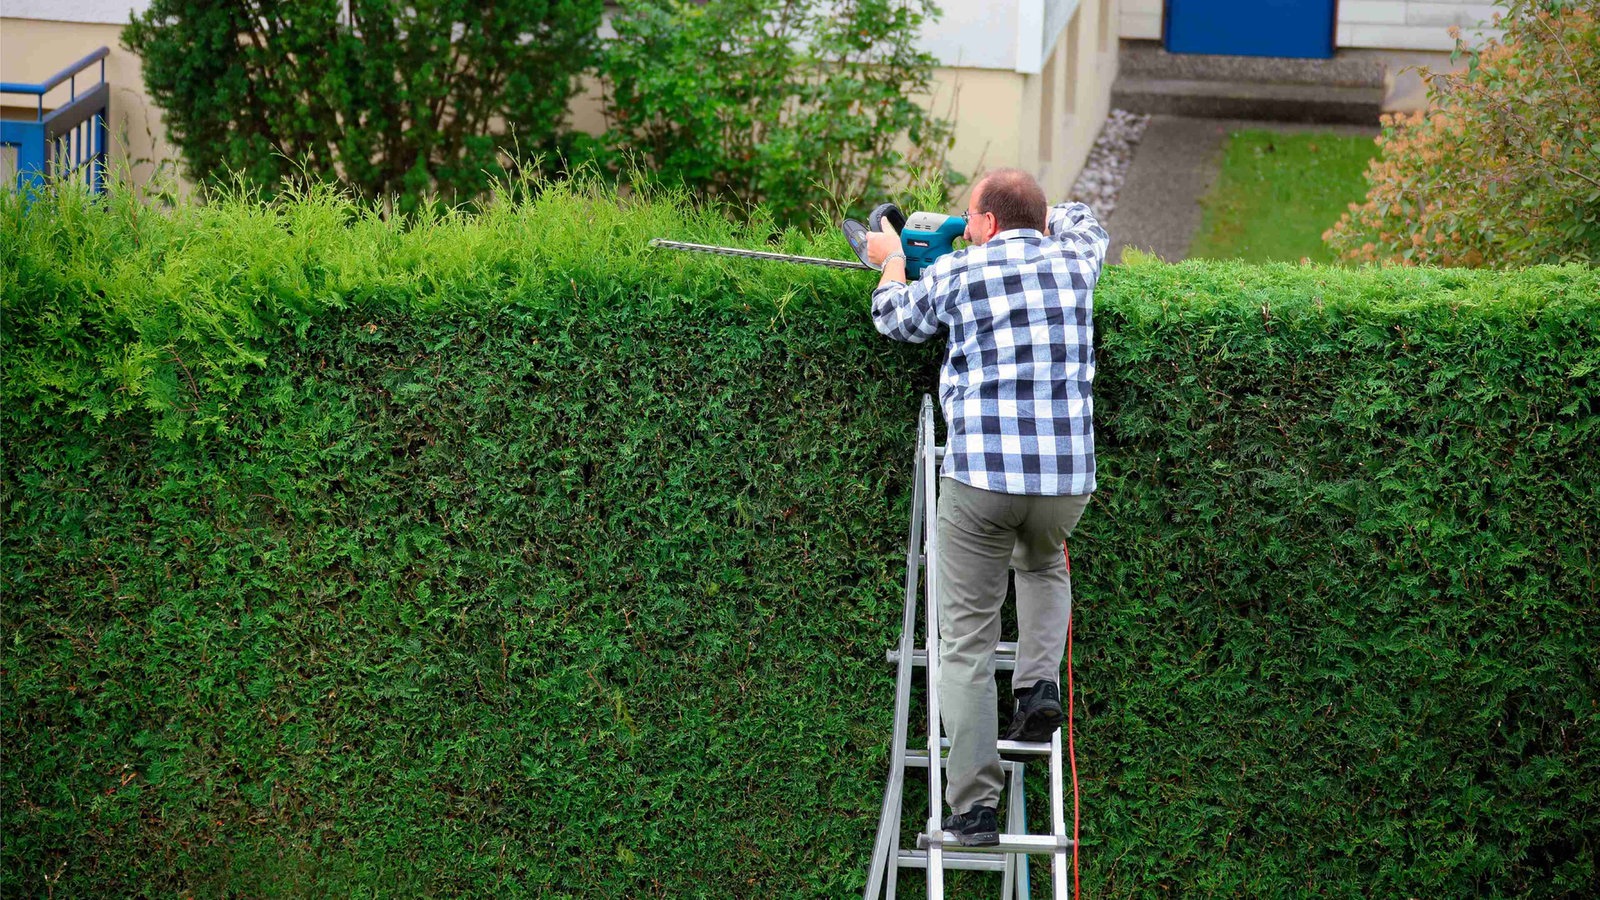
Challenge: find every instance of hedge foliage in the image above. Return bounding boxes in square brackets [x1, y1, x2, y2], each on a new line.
[3, 178, 1598, 897]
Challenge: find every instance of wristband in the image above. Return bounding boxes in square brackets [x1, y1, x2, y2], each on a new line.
[883, 252, 906, 267]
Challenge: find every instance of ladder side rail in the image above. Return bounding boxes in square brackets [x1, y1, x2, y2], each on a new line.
[891, 402, 938, 899]
[863, 402, 930, 900]
[922, 397, 945, 898]
[885, 413, 925, 900]
[1049, 730, 1070, 898]
[1010, 763, 1031, 900]
[1000, 763, 1017, 900]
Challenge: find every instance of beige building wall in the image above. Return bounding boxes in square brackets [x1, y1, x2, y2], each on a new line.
[1121, 0, 1164, 40]
[1, 16, 188, 195]
[927, 0, 1119, 205]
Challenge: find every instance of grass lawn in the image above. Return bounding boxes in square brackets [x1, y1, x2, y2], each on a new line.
[1188, 129, 1379, 264]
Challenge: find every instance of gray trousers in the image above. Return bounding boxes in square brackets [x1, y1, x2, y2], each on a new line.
[936, 477, 1091, 815]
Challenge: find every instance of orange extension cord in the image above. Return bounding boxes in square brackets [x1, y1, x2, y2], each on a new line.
[1063, 542, 1081, 897]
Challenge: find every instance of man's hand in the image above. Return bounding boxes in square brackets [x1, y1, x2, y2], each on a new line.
[867, 219, 907, 287]
[866, 219, 904, 266]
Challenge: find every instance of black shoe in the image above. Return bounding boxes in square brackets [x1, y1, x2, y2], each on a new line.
[1004, 681, 1063, 743]
[942, 804, 1000, 847]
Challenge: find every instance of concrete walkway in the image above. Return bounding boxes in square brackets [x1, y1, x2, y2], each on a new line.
[1105, 115, 1379, 264]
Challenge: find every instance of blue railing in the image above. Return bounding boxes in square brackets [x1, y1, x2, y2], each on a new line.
[2, 47, 111, 194]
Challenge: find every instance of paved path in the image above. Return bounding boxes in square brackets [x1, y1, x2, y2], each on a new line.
[1106, 115, 1379, 264]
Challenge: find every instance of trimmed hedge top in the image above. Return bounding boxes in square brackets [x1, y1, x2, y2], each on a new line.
[4, 176, 1594, 439]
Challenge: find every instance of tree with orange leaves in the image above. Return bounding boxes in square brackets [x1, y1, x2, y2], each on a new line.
[1325, 0, 1599, 267]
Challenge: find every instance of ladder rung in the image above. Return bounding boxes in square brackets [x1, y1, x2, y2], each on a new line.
[886, 641, 1019, 670]
[996, 738, 1052, 757]
[904, 750, 1024, 772]
[895, 849, 1008, 871]
[917, 832, 1075, 855]
[966, 737, 1053, 757]
[905, 737, 1052, 760]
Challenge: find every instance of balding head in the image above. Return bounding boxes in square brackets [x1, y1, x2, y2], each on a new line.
[973, 168, 1047, 233]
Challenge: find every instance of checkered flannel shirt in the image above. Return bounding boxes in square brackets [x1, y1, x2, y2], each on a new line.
[871, 202, 1107, 496]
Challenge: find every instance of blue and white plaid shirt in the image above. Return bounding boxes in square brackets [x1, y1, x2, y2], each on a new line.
[872, 202, 1107, 496]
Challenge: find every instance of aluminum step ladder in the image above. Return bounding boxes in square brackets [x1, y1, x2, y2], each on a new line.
[864, 394, 1075, 900]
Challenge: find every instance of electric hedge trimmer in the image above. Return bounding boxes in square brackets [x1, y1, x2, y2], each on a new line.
[650, 203, 967, 279]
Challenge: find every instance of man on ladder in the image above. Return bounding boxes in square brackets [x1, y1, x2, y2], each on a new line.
[865, 169, 1108, 848]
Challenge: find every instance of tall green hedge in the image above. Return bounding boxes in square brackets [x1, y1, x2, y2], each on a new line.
[3, 180, 1597, 897]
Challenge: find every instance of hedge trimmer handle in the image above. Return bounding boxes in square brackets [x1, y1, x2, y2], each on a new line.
[844, 203, 966, 279]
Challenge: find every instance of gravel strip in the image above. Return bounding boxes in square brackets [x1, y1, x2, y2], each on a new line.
[1067, 109, 1152, 223]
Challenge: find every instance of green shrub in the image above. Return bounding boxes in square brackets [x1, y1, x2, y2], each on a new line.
[597, 0, 960, 227]
[1324, 0, 1600, 266]
[3, 179, 1598, 897]
[122, 0, 604, 214]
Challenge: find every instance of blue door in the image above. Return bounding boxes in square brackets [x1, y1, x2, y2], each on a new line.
[1165, 0, 1337, 59]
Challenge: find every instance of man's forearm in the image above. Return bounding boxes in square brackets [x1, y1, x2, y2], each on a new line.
[1048, 201, 1102, 243]
[878, 255, 907, 289]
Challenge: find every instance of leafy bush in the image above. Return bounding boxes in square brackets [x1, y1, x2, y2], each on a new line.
[597, 0, 960, 227]
[122, 0, 603, 214]
[3, 178, 1598, 897]
[1324, 0, 1600, 266]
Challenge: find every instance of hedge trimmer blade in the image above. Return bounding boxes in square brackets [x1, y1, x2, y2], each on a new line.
[648, 237, 873, 272]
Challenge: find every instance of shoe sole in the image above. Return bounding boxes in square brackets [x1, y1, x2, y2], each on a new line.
[955, 830, 1000, 847]
[1006, 704, 1063, 743]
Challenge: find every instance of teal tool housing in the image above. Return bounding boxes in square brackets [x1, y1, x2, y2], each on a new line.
[899, 212, 967, 278]
[845, 208, 969, 279]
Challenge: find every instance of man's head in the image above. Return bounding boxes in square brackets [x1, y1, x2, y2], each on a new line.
[964, 168, 1047, 245]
